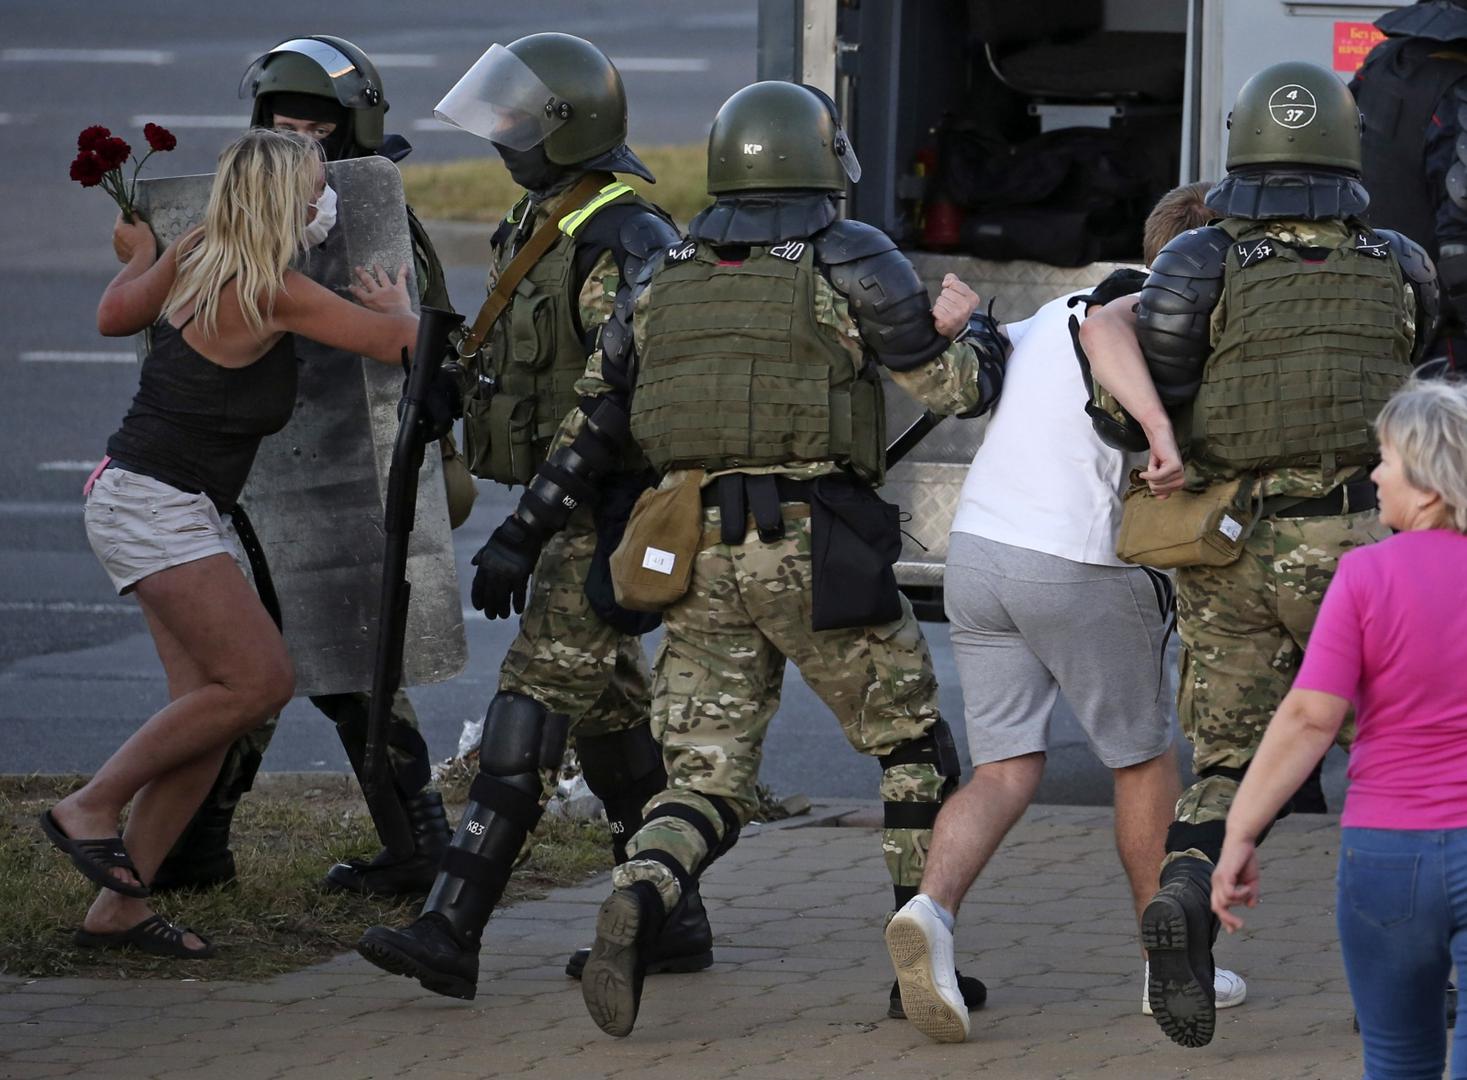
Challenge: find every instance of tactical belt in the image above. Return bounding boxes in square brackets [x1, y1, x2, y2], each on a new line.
[701, 473, 814, 544]
[1265, 478, 1377, 519]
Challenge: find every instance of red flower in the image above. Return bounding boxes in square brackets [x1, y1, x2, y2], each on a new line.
[93, 136, 131, 171]
[143, 123, 177, 153]
[77, 125, 112, 153]
[69, 152, 106, 188]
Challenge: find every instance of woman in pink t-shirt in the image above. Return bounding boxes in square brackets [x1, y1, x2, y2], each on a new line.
[1212, 379, 1467, 1078]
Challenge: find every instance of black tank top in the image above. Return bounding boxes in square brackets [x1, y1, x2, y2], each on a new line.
[106, 319, 298, 511]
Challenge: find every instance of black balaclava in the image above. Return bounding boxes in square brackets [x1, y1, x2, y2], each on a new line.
[493, 142, 573, 195]
[265, 91, 353, 161]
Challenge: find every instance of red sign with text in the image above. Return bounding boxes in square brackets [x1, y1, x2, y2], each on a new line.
[1335, 21, 1386, 73]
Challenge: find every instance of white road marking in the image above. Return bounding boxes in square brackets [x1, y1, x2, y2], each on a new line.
[611, 57, 711, 73]
[0, 600, 136, 616]
[411, 118, 456, 132]
[0, 502, 82, 517]
[36, 461, 100, 473]
[3, 48, 174, 64]
[129, 115, 249, 129]
[368, 53, 437, 68]
[21, 351, 135, 364]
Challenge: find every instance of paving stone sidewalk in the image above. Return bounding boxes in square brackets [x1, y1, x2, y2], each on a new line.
[2, 804, 1376, 1079]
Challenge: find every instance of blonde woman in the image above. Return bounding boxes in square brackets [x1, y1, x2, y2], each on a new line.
[39, 129, 418, 958]
[1212, 379, 1467, 1077]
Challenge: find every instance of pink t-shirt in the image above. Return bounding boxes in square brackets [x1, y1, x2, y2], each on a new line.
[1294, 529, 1467, 829]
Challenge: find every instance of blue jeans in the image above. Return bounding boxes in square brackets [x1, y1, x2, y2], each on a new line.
[1337, 827, 1467, 1079]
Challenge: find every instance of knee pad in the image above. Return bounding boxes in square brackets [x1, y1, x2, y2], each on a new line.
[576, 723, 666, 803]
[478, 691, 570, 777]
[644, 794, 742, 875]
[879, 719, 961, 782]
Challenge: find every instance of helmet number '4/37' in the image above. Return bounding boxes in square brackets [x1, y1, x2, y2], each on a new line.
[1268, 84, 1317, 129]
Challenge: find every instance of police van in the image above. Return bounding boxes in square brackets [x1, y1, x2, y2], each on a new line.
[759, 0, 1408, 619]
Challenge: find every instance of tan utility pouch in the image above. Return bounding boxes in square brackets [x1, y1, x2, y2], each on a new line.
[1115, 474, 1256, 569]
[610, 470, 706, 611]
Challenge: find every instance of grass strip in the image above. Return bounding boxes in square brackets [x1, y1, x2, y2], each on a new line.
[0, 774, 609, 982]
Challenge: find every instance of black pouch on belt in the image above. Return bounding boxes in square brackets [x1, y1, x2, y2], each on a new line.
[808, 475, 904, 632]
[585, 469, 664, 636]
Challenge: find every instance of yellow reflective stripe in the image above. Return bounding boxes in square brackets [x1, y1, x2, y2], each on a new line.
[558, 181, 633, 237]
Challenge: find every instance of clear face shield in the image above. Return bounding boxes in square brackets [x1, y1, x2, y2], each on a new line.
[433, 44, 569, 149]
[239, 38, 381, 108]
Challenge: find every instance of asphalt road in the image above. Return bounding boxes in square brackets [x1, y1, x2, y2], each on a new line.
[0, 2, 1350, 807]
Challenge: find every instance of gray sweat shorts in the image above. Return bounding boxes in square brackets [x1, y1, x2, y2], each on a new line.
[945, 531, 1174, 770]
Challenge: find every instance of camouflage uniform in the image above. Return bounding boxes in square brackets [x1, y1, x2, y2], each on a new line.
[492, 239, 653, 803]
[611, 272, 994, 912]
[1164, 219, 1414, 865]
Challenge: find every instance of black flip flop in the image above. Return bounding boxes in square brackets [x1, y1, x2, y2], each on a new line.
[38, 809, 150, 898]
[74, 914, 216, 959]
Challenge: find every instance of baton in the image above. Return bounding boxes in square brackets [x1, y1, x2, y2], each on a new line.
[885, 409, 944, 470]
[364, 305, 465, 858]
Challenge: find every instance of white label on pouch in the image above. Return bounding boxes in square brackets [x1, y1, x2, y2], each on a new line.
[642, 546, 677, 575]
[1218, 515, 1243, 542]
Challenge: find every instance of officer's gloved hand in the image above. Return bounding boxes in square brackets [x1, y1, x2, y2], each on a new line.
[397, 366, 463, 443]
[470, 516, 541, 619]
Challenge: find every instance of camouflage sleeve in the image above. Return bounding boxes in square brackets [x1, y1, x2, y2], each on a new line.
[812, 274, 989, 415]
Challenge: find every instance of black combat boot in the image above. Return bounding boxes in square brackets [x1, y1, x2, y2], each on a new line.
[888, 970, 988, 1020]
[1142, 856, 1219, 1048]
[151, 800, 239, 893]
[583, 880, 667, 1038]
[565, 881, 714, 978]
[323, 789, 451, 897]
[358, 912, 479, 1000]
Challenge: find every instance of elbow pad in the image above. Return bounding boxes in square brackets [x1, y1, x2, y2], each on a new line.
[1135, 227, 1229, 407]
[816, 220, 950, 371]
[1379, 228, 1444, 361]
[515, 398, 631, 539]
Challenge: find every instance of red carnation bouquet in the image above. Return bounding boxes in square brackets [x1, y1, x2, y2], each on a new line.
[69, 122, 177, 223]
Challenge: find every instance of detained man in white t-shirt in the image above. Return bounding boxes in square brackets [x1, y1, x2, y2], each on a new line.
[886, 183, 1245, 1043]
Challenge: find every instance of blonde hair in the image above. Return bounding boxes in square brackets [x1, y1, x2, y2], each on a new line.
[1144, 181, 1215, 266]
[1375, 378, 1467, 534]
[163, 129, 321, 338]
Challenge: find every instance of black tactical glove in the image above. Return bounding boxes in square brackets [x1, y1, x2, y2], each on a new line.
[470, 516, 541, 619]
[398, 364, 464, 443]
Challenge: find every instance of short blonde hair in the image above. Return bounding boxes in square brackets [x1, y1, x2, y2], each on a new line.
[1144, 181, 1215, 266]
[164, 128, 321, 337]
[1375, 378, 1467, 534]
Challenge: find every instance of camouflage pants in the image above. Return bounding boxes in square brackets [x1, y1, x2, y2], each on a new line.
[497, 505, 653, 803]
[1167, 508, 1387, 865]
[614, 504, 945, 910]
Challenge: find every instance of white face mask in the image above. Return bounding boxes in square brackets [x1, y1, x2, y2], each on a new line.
[304, 183, 338, 247]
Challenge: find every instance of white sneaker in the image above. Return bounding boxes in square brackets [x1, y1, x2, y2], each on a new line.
[1142, 961, 1247, 1015]
[885, 895, 970, 1043]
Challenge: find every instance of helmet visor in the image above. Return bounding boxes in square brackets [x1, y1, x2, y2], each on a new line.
[432, 44, 567, 149]
[833, 124, 861, 184]
[239, 38, 381, 109]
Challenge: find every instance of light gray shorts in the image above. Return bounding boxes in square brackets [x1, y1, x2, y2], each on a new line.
[945, 532, 1174, 770]
[84, 466, 246, 595]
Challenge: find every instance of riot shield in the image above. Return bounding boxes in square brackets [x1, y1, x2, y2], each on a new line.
[134, 157, 466, 696]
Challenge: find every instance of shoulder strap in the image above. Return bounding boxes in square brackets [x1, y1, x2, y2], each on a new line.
[455, 173, 607, 360]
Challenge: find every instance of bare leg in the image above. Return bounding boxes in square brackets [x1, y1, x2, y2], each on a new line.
[1113, 744, 1182, 953]
[49, 555, 291, 942]
[51, 554, 292, 840]
[919, 753, 1046, 916]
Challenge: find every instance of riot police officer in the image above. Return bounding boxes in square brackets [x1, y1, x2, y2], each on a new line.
[355, 33, 715, 1002]
[1133, 60, 1439, 1048]
[152, 35, 469, 899]
[471, 80, 1008, 1037]
[1353, 0, 1467, 369]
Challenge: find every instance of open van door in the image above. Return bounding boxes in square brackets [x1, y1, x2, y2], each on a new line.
[759, 0, 1404, 620]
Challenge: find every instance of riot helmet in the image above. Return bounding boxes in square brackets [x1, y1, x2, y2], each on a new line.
[241, 36, 388, 160]
[434, 33, 654, 181]
[706, 81, 860, 195]
[1225, 61, 1361, 173]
